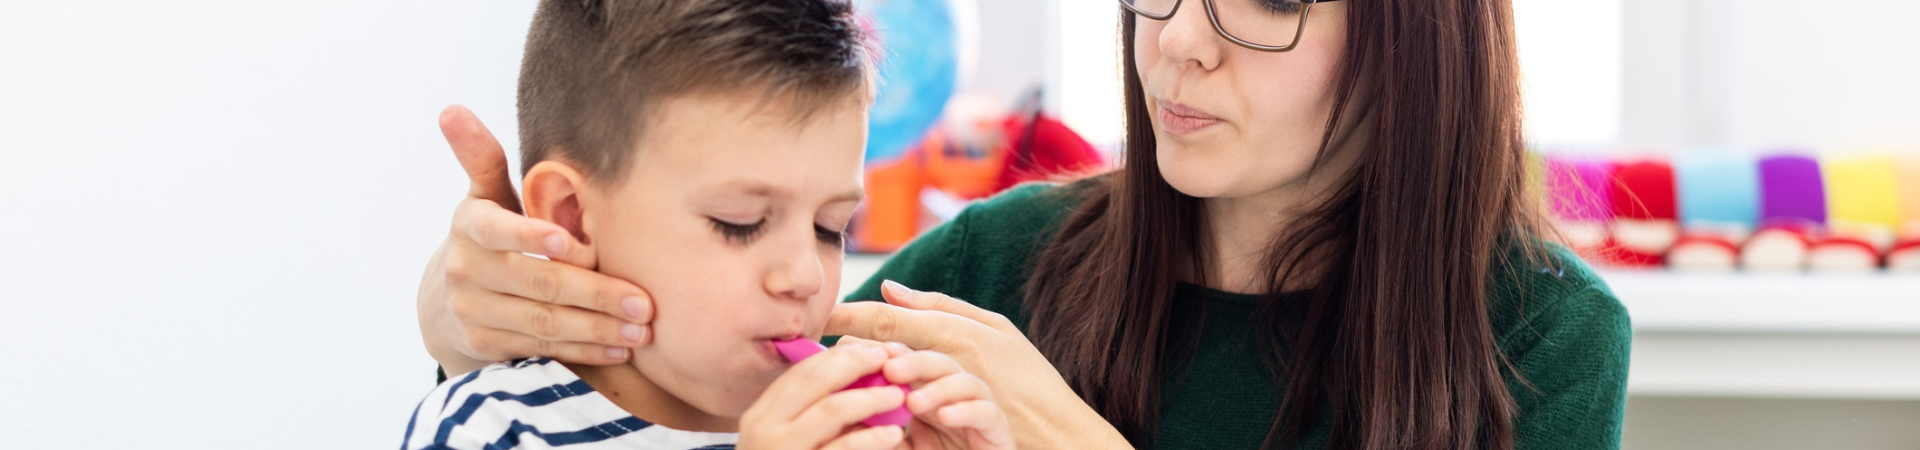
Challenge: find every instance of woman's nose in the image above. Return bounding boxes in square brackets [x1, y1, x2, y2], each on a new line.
[1157, 0, 1225, 71]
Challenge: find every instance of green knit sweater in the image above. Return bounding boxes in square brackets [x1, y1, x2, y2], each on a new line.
[841, 181, 1632, 449]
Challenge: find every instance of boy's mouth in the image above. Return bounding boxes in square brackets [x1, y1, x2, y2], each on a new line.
[756, 332, 809, 363]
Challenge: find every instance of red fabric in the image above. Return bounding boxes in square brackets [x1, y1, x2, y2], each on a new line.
[1609, 159, 1678, 220]
[1672, 234, 1741, 255]
[1890, 240, 1920, 267]
[1755, 218, 1824, 246]
[994, 113, 1105, 192]
[1813, 237, 1883, 261]
[1896, 238, 1920, 253]
[1592, 237, 1666, 267]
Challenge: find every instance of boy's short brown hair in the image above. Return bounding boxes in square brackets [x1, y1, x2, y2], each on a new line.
[517, 0, 872, 180]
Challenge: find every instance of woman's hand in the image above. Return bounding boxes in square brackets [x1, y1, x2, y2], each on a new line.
[418, 105, 655, 376]
[855, 338, 1014, 450]
[739, 342, 912, 450]
[827, 281, 1133, 449]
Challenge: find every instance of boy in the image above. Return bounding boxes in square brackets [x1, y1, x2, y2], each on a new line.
[402, 1, 1012, 449]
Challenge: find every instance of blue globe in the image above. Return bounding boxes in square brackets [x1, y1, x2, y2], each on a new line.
[858, 0, 970, 163]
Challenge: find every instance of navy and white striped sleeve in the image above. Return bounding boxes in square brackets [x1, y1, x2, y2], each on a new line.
[400, 358, 739, 450]
[400, 359, 607, 450]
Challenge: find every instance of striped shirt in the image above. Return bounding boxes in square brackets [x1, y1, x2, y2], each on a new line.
[403, 358, 738, 450]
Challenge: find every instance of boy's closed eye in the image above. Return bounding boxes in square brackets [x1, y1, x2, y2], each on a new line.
[709, 217, 767, 244]
[814, 223, 848, 248]
[707, 217, 850, 249]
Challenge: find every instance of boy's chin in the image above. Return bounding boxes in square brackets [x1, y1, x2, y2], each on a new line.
[683, 383, 772, 422]
[670, 369, 782, 419]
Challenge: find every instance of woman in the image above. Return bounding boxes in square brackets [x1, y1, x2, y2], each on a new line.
[417, 0, 1631, 448]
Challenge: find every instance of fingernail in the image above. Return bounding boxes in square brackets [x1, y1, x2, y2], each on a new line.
[882, 279, 912, 296]
[862, 346, 889, 361]
[605, 347, 628, 360]
[621, 323, 643, 342]
[621, 296, 645, 320]
[887, 342, 911, 353]
[544, 233, 567, 256]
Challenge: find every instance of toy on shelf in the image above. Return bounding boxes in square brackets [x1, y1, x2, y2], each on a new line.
[1542, 150, 1918, 273]
[1812, 155, 1902, 272]
[1891, 222, 1920, 272]
[1604, 158, 1679, 268]
[1545, 155, 1614, 254]
[1668, 153, 1757, 272]
[1742, 218, 1822, 272]
[1885, 155, 1920, 272]
[1740, 154, 1826, 272]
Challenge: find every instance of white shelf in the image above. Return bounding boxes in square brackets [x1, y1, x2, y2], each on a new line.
[1601, 270, 1920, 400]
[1626, 332, 1920, 400]
[1601, 270, 1920, 334]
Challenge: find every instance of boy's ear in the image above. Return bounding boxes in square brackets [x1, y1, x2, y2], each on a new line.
[522, 160, 594, 250]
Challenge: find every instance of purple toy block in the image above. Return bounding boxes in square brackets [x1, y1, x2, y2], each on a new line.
[1547, 155, 1614, 222]
[1758, 154, 1826, 224]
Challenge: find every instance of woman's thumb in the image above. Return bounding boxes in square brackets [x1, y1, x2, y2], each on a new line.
[440, 105, 522, 213]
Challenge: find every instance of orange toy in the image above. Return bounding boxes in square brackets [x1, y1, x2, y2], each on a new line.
[853, 152, 926, 253]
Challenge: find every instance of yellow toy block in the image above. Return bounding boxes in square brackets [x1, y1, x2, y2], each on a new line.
[1822, 154, 1901, 229]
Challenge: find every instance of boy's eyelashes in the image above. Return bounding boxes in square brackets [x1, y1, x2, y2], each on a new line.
[707, 217, 849, 249]
[814, 224, 847, 249]
[709, 217, 767, 245]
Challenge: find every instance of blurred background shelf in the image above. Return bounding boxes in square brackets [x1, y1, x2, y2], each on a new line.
[1601, 270, 1920, 333]
[1601, 270, 1920, 403]
[843, 256, 1920, 401]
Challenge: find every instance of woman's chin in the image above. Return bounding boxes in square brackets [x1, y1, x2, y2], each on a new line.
[1154, 138, 1322, 200]
[1156, 157, 1269, 199]
[1157, 153, 1234, 198]
[1160, 172, 1232, 199]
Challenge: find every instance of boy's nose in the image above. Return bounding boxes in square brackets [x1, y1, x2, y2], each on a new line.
[763, 230, 825, 302]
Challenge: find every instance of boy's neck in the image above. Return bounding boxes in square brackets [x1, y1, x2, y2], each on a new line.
[563, 361, 738, 433]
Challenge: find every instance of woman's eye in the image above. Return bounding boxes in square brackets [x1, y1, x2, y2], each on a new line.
[1259, 0, 1303, 14]
[710, 218, 767, 245]
[815, 224, 848, 249]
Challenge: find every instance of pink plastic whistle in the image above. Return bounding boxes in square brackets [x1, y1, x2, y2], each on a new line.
[772, 338, 912, 428]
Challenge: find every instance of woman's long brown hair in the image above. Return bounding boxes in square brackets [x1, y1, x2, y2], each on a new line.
[1023, 1, 1545, 448]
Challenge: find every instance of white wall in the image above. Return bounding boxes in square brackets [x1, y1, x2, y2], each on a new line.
[1620, 0, 1920, 151]
[1051, 0, 1920, 153]
[966, 0, 1050, 103]
[1049, 0, 1125, 149]
[0, 1, 536, 448]
[1049, 0, 1631, 149]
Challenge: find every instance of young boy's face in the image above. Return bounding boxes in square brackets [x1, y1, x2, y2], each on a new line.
[580, 91, 867, 418]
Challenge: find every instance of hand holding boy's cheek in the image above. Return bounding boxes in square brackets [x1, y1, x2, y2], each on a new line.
[740, 343, 909, 450]
[419, 105, 656, 376]
[883, 351, 1016, 450]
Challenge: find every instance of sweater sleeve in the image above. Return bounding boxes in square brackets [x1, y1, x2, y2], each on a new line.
[1508, 285, 1634, 450]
